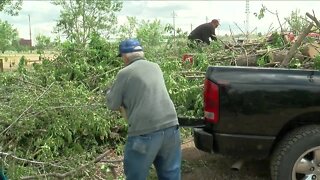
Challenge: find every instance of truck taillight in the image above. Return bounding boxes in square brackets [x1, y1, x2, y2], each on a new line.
[204, 79, 219, 123]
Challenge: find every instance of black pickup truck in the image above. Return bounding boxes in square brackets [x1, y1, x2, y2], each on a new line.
[191, 66, 320, 180]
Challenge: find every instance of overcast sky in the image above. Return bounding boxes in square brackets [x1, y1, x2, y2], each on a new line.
[1, 1, 320, 44]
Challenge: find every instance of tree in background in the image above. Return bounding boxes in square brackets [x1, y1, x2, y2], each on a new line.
[136, 19, 165, 46]
[35, 34, 52, 56]
[118, 16, 138, 39]
[0, 0, 22, 16]
[0, 20, 18, 53]
[53, 0, 122, 45]
[284, 10, 308, 35]
[118, 17, 165, 46]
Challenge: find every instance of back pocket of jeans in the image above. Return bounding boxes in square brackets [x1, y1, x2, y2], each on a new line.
[131, 137, 149, 154]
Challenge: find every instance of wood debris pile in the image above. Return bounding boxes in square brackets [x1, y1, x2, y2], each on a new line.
[206, 12, 320, 69]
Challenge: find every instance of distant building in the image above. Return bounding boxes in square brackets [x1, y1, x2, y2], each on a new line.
[19, 38, 32, 47]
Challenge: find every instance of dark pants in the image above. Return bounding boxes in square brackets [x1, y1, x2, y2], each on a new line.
[187, 36, 207, 50]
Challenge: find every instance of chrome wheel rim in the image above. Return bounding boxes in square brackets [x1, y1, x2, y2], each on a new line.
[292, 146, 320, 180]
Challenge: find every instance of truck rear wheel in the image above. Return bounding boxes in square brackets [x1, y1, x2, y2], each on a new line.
[270, 125, 320, 180]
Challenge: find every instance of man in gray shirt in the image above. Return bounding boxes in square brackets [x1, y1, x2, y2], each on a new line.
[106, 38, 181, 180]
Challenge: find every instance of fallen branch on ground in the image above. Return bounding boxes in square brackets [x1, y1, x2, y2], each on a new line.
[20, 150, 122, 180]
[0, 151, 67, 169]
[0, 82, 55, 135]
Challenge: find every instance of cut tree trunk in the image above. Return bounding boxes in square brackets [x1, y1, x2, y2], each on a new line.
[231, 50, 305, 67]
[300, 43, 320, 58]
[270, 50, 305, 63]
[232, 54, 258, 66]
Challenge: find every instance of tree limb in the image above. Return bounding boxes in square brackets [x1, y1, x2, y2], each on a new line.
[20, 150, 120, 180]
[250, 27, 257, 35]
[262, 5, 283, 32]
[275, 10, 283, 32]
[306, 12, 320, 29]
[228, 25, 237, 44]
[233, 22, 246, 37]
[0, 82, 55, 135]
[0, 151, 67, 169]
[23, 104, 105, 120]
[16, 78, 44, 89]
[280, 22, 314, 67]
[240, 45, 249, 66]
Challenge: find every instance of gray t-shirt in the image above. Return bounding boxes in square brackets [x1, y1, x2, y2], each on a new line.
[106, 58, 178, 136]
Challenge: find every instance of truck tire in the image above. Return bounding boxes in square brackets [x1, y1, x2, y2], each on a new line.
[270, 125, 320, 180]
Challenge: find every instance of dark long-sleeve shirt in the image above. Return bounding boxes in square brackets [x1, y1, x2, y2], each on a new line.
[188, 23, 216, 45]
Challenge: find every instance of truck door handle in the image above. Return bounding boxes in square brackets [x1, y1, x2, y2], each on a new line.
[308, 71, 314, 83]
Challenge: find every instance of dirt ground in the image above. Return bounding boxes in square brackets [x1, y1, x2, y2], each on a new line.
[103, 139, 271, 180]
[181, 140, 271, 180]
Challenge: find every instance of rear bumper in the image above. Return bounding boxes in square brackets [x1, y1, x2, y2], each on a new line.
[193, 127, 214, 153]
[193, 127, 276, 159]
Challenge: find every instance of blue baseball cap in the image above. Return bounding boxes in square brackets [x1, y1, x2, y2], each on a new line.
[117, 38, 143, 57]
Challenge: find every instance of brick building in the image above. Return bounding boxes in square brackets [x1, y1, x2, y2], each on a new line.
[19, 38, 32, 47]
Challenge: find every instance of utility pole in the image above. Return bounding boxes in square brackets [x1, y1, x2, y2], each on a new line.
[28, 14, 32, 52]
[206, 16, 208, 23]
[172, 11, 177, 39]
[245, 0, 250, 36]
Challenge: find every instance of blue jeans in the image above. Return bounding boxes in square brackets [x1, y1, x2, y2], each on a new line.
[0, 169, 8, 180]
[124, 125, 181, 180]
